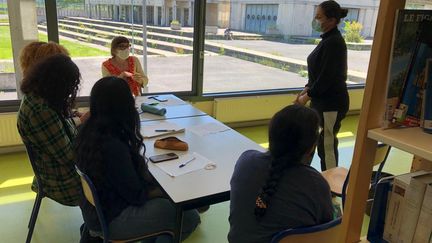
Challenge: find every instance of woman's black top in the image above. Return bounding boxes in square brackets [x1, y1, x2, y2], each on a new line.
[306, 27, 349, 112]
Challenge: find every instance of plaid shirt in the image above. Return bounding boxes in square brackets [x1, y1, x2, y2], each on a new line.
[17, 94, 82, 206]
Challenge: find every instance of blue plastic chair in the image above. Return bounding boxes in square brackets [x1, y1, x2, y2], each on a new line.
[24, 142, 46, 243]
[271, 217, 342, 243]
[75, 166, 174, 243]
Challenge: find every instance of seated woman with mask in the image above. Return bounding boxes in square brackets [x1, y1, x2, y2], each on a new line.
[228, 105, 334, 243]
[101, 36, 148, 96]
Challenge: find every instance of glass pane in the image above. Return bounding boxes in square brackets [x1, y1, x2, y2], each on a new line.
[52, 1, 194, 96]
[0, 2, 17, 100]
[203, 1, 376, 94]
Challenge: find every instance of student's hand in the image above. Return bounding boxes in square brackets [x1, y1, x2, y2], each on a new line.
[79, 111, 90, 124]
[147, 187, 167, 199]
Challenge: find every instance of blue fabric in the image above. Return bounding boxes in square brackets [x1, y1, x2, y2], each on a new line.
[367, 178, 393, 243]
[108, 198, 200, 242]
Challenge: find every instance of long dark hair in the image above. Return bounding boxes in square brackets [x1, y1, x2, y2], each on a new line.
[255, 105, 320, 220]
[21, 54, 80, 117]
[319, 0, 348, 24]
[75, 77, 146, 186]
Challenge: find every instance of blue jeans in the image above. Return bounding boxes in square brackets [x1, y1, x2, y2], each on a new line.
[107, 198, 200, 243]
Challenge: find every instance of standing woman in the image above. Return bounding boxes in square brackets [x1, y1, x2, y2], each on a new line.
[296, 0, 349, 171]
[102, 36, 148, 96]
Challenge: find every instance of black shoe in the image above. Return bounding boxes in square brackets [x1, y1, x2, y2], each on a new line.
[80, 223, 103, 243]
[197, 205, 210, 214]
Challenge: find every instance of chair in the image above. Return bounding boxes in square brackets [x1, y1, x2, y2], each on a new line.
[75, 166, 174, 243]
[322, 143, 391, 197]
[24, 143, 46, 243]
[270, 217, 342, 243]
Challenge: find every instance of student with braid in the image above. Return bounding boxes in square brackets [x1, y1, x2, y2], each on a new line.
[228, 105, 333, 243]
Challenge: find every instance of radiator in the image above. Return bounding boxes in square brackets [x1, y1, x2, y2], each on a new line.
[214, 95, 296, 123]
[0, 113, 22, 147]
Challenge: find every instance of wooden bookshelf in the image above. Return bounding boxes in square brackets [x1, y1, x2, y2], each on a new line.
[368, 127, 432, 161]
[338, 0, 408, 242]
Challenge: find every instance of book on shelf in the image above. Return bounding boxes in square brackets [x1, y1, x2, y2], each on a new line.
[384, 10, 432, 128]
[424, 59, 432, 133]
[412, 183, 432, 243]
[383, 170, 430, 243]
[411, 155, 432, 172]
[397, 173, 432, 243]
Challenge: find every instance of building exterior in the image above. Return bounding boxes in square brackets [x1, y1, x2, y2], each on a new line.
[85, 0, 380, 37]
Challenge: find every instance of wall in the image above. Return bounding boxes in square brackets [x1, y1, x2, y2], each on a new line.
[229, 0, 379, 37]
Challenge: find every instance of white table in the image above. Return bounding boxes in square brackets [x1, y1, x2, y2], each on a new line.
[136, 94, 206, 121]
[141, 115, 265, 242]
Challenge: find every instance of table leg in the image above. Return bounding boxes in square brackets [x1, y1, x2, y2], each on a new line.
[173, 206, 184, 243]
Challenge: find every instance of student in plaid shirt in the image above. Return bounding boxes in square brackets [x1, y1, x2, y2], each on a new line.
[17, 54, 84, 206]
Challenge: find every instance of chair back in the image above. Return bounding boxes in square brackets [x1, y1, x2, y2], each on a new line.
[75, 166, 110, 243]
[341, 143, 391, 206]
[24, 142, 45, 195]
[373, 143, 391, 167]
[271, 217, 342, 243]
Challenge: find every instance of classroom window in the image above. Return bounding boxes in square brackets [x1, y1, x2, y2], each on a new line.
[0, 1, 17, 101]
[54, 1, 194, 95]
[202, 1, 375, 94]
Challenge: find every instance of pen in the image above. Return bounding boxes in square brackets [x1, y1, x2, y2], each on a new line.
[179, 157, 195, 168]
[145, 102, 159, 106]
[155, 129, 176, 132]
[148, 96, 168, 102]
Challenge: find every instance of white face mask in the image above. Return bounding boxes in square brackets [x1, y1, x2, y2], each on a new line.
[116, 49, 130, 60]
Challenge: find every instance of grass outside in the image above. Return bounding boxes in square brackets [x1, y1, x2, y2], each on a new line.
[0, 26, 109, 59]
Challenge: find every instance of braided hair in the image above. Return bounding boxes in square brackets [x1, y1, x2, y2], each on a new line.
[255, 105, 320, 220]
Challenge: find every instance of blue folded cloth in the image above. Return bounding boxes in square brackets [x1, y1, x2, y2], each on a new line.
[141, 103, 167, 116]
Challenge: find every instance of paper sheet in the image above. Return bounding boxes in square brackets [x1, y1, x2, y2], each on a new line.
[141, 121, 185, 138]
[188, 122, 230, 136]
[153, 152, 213, 177]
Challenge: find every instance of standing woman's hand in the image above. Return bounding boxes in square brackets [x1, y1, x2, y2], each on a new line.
[297, 94, 311, 106]
[294, 87, 309, 104]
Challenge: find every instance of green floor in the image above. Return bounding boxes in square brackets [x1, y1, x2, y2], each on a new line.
[0, 115, 413, 243]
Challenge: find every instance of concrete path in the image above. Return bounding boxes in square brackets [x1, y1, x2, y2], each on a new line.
[74, 55, 308, 96]
[212, 40, 372, 74]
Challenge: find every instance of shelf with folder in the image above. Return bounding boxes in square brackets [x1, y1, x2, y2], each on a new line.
[338, 0, 421, 242]
[368, 127, 432, 161]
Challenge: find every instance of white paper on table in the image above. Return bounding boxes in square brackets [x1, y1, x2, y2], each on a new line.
[188, 122, 230, 136]
[154, 152, 213, 177]
[141, 121, 185, 138]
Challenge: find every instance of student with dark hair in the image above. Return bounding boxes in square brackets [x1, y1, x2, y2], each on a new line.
[228, 105, 333, 243]
[75, 77, 200, 242]
[17, 54, 83, 206]
[101, 36, 148, 96]
[295, 0, 349, 171]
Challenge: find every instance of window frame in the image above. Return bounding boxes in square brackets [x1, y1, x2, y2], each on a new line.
[0, 0, 365, 112]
